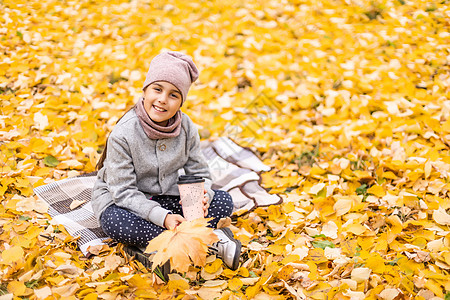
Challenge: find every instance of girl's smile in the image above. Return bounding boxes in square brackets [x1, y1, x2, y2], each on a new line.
[143, 81, 182, 126]
[153, 105, 166, 112]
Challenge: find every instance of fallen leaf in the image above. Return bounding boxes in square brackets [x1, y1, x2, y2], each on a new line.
[51, 283, 80, 297]
[57, 160, 84, 170]
[345, 223, 367, 235]
[69, 199, 86, 210]
[367, 185, 386, 197]
[378, 288, 400, 300]
[432, 207, 450, 225]
[351, 267, 371, 283]
[7, 281, 27, 296]
[333, 197, 352, 216]
[282, 279, 306, 300]
[167, 273, 190, 291]
[55, 264, 82, 277]
[342, 290, 365, 300]
[321, 221, 338, 239]
[34, 286, 52, 300]
[228, 277, 243, 291]
[1, 246, 24, 264]
[309, 183, 326, 195]
[33, 112, 49, 130]
[145, 218, 219, 272]
[248, 242, 266, 251]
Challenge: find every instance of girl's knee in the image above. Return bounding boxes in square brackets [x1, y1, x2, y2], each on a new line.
[211, 190, 233, 215]
[213, 189, 231, 199]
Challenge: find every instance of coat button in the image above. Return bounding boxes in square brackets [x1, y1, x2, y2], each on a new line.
[159, 144, 166, 151]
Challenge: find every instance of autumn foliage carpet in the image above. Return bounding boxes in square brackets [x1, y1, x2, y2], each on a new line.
[1, 0, 450, 299]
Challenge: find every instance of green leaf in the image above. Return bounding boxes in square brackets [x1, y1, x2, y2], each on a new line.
[317, 188, 327, 198]
[43, 155, 59, 167]
[386, 257, 402, 266]
[312, 234, 327, 238]
[445, 292, 450, 300]
[356, 184, 368, 195]
[312, 240, 335, 250]
[25, 280, 39, 288]
[19, 215, 31, 221]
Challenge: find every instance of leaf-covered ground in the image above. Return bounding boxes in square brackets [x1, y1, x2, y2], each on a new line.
[1, 0, 450, 299]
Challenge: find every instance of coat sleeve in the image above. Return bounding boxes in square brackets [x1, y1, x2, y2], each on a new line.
[183, 120, 215, 202]
[105, 132, 170, 227]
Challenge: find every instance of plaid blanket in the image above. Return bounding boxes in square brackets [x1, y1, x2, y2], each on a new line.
[34, 137, 282, 256]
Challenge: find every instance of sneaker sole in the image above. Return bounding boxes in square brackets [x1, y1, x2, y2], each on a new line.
[123, 245, 171, 281]
[123, 245, 153, 269]
[217, 227, 242, 270]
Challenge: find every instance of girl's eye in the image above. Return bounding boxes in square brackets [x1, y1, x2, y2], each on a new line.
[171, 93, 180, 98]
[153, 87, 161, 92]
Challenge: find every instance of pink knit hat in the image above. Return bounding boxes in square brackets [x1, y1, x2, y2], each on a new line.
[142, 51, 199, 104]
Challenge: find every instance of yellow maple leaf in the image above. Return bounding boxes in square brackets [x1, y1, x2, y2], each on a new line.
[145, 218, 219, 273]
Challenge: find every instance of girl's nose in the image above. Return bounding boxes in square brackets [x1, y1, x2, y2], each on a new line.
[157, 93, 168, 103]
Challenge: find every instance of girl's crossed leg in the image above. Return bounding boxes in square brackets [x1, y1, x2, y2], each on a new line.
[99, 190, 233, 248]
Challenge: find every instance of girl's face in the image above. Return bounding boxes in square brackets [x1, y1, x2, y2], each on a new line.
[143, 81, 183, 126]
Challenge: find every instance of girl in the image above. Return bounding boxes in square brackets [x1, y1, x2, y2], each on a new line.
[92, 51, 241, 273]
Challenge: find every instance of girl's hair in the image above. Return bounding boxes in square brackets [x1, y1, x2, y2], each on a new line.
[96, 105, 136, 170]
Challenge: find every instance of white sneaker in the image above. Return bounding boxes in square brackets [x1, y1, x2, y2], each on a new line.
[210, 228, 241, 270]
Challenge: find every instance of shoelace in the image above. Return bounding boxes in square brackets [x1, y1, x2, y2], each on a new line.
[208, 240, 227, 255]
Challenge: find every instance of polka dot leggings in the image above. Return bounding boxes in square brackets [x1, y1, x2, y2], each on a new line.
[99, 190, 233, 249]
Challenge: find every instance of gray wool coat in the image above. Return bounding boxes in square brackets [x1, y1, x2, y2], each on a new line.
[91, 109, 214, 228]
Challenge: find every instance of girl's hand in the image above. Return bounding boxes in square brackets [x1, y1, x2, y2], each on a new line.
[203, 189, 210, 217]
[164, 214, 185, 230]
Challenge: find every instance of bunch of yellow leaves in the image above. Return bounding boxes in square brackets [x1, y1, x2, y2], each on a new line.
[145, 218, 219, 273]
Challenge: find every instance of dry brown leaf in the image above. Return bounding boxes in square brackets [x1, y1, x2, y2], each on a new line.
[55, 264, 82, 277]
[87, 244, 110, 256]
[282, 279, 306, 300]
[217, 217, 232, 228]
